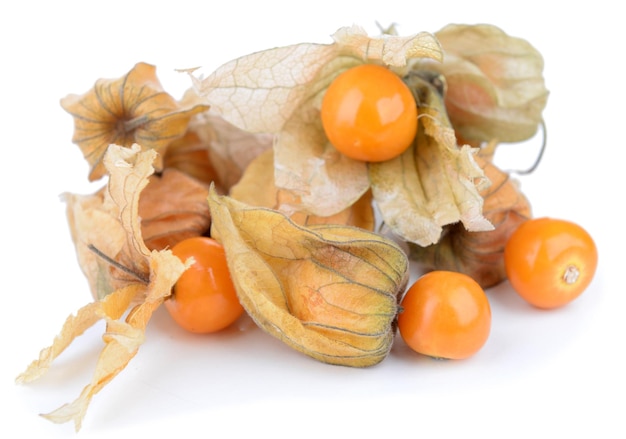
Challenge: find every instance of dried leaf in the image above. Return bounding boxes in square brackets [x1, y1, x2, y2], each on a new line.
[409, 154, 532, 288]
[61, 62, 209, 181]
[139, 168, 211, 251]
[423, 24, 549, 143]
[230, 148, 375, 229]
[369, 74, 493, 246]
[208, 187, 408, 367]
[18, 145, 190, 431]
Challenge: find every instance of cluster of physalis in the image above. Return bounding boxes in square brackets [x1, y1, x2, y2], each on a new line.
[16, 23, 597, 431]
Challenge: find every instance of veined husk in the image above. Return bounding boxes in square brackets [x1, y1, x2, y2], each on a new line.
[61, 62, 209, 181]
[229, 148, 375, 230]
[17, 145, 190, 431]
[417, 23, 549, 144]
[369, 72, 494, 246]
[191, 26, 492, 248]
[138, 168, 212, 252]
[409, 152, 532, 288]
[208, 187, 409, 367]
[191, 25, 443, 218]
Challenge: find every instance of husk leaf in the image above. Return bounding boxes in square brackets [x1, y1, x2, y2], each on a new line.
[138, 168, 211, 251]
[185, 109, 274, 192]
[162, 129, 221, 186]
[17, 145, 190, 431]
[207, 187, 409, 367]
[230, 148, 375, 229]
[424, 24, 549, 143]
[61, 62, 209, 181]
[191, 25, 442, 133]
[190, 25, 442, 217]
[65, 144, 157, 300]
[409, 153, 532, 288]
[369, 73, 493, 246]
[274, 98, 372, 217]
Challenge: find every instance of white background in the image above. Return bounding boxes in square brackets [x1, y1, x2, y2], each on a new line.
[1, 1, 624, 438]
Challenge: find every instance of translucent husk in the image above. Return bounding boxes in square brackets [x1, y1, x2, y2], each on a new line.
[208, 187, 409, 367]
[61, 62, 209, 181]
[17, 145, 190, 431]
[416, 23, 549, 144]
[408, 152, 532, 288]
[230, 148, 375, 230]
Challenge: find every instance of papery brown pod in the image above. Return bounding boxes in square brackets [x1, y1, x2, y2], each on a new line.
[139, 168, 211, 251]
[408, 154, 532, 288]
[208, 187, 409, 367]
[163, 129, 220, 186]
[61, 63, 209, 181]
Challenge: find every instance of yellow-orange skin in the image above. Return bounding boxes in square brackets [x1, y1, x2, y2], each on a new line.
[398, 271, 491, 360]
[504, 217, 598, 309]
[320, 64, 418, 162]
[165, 237, 243, 333]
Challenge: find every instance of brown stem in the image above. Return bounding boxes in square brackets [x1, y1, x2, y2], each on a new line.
[510, 118, 547, 175]
[87, 244, 150, 284]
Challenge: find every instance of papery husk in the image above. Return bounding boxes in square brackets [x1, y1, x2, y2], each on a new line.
[163, 129, 221, 186]
[190, 25, 442, 217]
[185, 109, 274, 193]
[18, 145, 190, 431]
[419, 24, 549, 143]
[191, 25, 442, 134]
[273, 92, 371, 217]
[369, 72, 493, 247]
[408, 153, 532, 288]
[138, 168, 211, 251]
[207, 187, 409, 367]
[64, 148, 210, 301]
[64, 145, 157, 300]
[230, 146, 375, 230]
[161, 91, 274, 195]
[61, 62, 209, 181]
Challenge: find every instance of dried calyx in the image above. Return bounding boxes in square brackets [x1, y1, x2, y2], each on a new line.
[208, 187, 409, 367]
